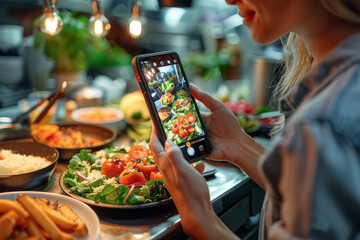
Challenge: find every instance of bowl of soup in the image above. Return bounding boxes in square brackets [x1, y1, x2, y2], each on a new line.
[71, 107, 124, 134]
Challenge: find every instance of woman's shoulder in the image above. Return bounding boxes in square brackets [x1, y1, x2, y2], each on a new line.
[288, 64, 360, 146]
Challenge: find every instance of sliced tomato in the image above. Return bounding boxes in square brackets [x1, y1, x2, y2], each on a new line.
[135, 163, 157, 174]
[149, 171, 163, 180]
[101, 159, 125, 178]
[181, 122, 190, 129]
[172, 125, 179, 134]
[259, 117, 280, 126]
[186, 112, 196, 123]
[179, 128, 189, 139]
[119, 172, 146, 186]
[188, 126, 195, 133]
[129, 145, 149, 160]
[116, 153, 131, 164]
[178, 115, 185, 123]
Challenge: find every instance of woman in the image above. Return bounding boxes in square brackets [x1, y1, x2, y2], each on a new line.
[150, 0, 360, 239]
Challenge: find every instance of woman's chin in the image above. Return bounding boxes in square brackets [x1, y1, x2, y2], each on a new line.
[250, 28, 281, 45]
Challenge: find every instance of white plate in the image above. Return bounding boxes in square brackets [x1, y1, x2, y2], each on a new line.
[0, 191, 100, 240]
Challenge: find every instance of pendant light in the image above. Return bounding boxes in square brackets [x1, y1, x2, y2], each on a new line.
[89, 0, 111, 37]
[40, 0, 63, 36]
[128, 0, 146, 39]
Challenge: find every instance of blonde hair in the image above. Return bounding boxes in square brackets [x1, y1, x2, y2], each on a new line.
[270, 0, 360, 135]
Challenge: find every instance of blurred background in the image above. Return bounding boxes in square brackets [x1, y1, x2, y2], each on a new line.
[0, 0, 284, 139]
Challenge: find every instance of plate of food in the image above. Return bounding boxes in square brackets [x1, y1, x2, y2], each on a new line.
[31, 123, 116, 160]
[0, 141, 58, 190]
[172, 97, 194, 113]
[60, 144, 173, 209]
[160, 77, 176, 93]
[160, 93, 175, 105]
[157, 107, 172, 122]
[0, 191, 100, 240]
[176, 90, 188, 99]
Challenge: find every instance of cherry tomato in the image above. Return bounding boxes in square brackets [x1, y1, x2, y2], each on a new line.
[259, 117, 280, 126]
[116, 153, 131, 163]
[149, 171, 163, 180]
[129, 145, 149, 160]
[178, 115, 185, 123]
[179, 128, 189, 139]
[185, 112, 196, 123]
[191, 161, 205, 174]
[172, 122, 179, 134]
[101, 159, 125, 178]
[119, 172, 146, 186]
[135, 163, 157, 174]
[181, 122, 190, 129]
[188, 126, 195, 133]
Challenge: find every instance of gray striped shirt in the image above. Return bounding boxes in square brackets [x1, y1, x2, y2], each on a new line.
[258, 33, 360, 239]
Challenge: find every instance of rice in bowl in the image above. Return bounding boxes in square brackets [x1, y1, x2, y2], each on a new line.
[0, 149, 52, 175]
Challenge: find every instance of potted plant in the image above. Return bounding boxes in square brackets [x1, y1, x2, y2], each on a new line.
[87, 39, 133, 80]
[34, 10, 104, 86]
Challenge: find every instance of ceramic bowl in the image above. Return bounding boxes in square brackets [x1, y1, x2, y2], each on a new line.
[71, 107, 124, 134]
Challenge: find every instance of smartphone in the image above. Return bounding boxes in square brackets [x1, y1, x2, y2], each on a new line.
[132, 51, 212, 163]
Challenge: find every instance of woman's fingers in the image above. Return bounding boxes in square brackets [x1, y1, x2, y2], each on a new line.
[149, 128, 178, 182]
[164, 140, 188, 170]
[149, 128, 167, 168]
[164, 140, 203, 182]
[189, 84, 223, 112]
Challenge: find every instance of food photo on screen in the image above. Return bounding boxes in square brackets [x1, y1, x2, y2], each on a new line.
[141, 61, 205, 144]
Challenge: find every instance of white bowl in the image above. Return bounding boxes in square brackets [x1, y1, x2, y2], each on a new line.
[71, 107, 124, 134]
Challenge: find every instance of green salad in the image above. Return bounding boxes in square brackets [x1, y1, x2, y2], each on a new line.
[161, 77, 175, 92]
[162, 110, 204, 144]
[172, 97, 194, 112]
[63, 145, 169, 205]
[176, 90, 188, 99]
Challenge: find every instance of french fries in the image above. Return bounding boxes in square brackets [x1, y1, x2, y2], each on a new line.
[0, 199, 29, 226]
[0, 210, 19, 240]
[17, 195, 74, 240]
[26, 219, 46, 240]
[0, 194, 89, 240]
[33, 198, 77, 231]
[59, 204, 88, 238]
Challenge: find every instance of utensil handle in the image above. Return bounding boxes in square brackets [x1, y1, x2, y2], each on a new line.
[33, 81, 67, 124]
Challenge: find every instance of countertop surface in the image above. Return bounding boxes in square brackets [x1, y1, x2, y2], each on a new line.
[46, 157, 249, 240]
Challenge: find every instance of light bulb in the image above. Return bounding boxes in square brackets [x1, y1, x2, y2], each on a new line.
[89, 14, 111, 37]
[128, 17, 143, 38]
[128, 0, 146, 39]
[40, 11, 63, 36]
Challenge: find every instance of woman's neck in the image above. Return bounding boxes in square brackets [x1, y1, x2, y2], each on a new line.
[297, 5, 360, 66]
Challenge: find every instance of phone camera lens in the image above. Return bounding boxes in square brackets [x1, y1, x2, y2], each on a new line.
[160, 61, 164, 65]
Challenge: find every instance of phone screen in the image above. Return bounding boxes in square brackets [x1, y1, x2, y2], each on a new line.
[135, 52, 212, 161]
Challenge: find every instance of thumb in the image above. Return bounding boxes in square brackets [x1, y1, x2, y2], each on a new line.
[189, 84, 223, 112]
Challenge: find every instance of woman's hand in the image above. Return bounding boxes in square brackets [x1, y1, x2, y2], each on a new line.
[190, 85, 265, 189]
[149, 131, 238, 240]
[190, 85, 264, 159]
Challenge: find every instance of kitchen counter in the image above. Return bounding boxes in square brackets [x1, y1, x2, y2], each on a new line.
[0, 104, 266, 239]
[42, 154, 264, 240]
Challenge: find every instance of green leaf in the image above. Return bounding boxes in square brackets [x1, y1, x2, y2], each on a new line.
[74, 149, 97, 164]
